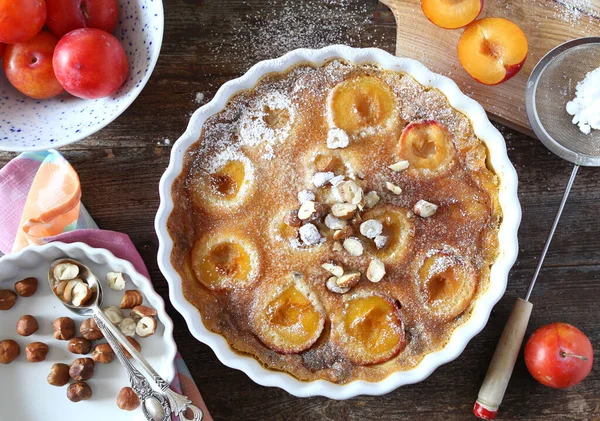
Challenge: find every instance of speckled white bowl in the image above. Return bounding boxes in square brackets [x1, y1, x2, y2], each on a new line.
[0, 0, 164, 152]
[155, 46, 521, 399]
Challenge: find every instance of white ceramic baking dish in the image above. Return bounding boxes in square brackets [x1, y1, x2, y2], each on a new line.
[155, 45, 521, 399]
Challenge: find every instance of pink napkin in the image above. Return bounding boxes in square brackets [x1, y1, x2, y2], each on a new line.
[0, 150, 212, 420]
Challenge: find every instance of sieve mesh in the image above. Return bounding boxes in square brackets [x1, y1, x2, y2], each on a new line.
[527, 38, 600, 165]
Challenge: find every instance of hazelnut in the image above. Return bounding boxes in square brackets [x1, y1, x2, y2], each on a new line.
[25, 342, 49, 362]
[0, 339, 20, 364]
[283, 209, 302, 228]
[374, 235, 388, 249]
[55, 280, 68, 297]
[47, 363, 70, 386]
[135, 317, 157, 338]
[80, 318, 103, 341]
[63, 279, 84, 303]
[91, 343, 115, 364]
[53, 262, 79, 281]
[337, 180, 363, 205]
[298, 200, 317, 220]
[69, 357, 95, 381]
[311, 202, 329, 221]
[360, 219, 383, 239]
[16, 315, 39, 336]
[67, 382, 92, 402]
[364, 191, 380, 208]
[414, 199, 438, 218]
[120, 290, 143, 309]
[324, 213, 347, 230]
[120, 337, 141, 358]
[103, 305, 124, 324]
[367, 259, 386, 283]
[14, 277, 38, 297]
[342, 237, 364, 256]
[326, 277, 350, 294]
[117, 387, 141, 411]
[118, 317, 136, 337]
[389, 160, 409, 172]
[106, 272, 126, 291]
[131, 305, 157, 320]
[336, 271, 361, 288]
[0, 289, 17, 310]
[332, 225, 353, 241]
[71, 282, 92, 307]
[385, 181, 402, 195]
[321, 263, 344, 278]
[68, 337, 92, 355]
[331, 203, 357, 220]
[53, 317, 75, 340]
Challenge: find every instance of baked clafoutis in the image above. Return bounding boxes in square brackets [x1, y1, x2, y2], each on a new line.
[167, 60, 501, 383]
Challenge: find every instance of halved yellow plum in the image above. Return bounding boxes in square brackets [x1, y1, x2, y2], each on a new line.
[328, 76, 396, 135]
[190, 158, 254, 211]
[418, 251, 478, 320]
[253, 279, 325, 354]
[398, 121, 455, 175]
[362, 205, 413, 262]
[210, 160, 246, 199]
[191, 235, 257, 291]
[334, 294, 405, 365]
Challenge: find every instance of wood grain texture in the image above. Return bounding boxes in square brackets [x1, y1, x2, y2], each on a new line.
[381, 0, 600, 135]
[0, 1, 599, 419]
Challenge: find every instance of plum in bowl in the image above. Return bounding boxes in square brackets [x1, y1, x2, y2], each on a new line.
[0, 0, 164, 152]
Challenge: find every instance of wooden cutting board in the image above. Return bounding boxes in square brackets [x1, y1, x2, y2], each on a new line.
[380, 0, 600, 136]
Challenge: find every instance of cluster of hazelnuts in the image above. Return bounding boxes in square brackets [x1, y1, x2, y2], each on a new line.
[0, 275, 152, 411]
[47, 316, 142, 409]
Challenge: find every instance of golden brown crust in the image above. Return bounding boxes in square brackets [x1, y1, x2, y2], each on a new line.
[167, 60, 501, 384]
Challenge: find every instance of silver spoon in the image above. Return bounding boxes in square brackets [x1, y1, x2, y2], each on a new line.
[49, 257, 203, 421]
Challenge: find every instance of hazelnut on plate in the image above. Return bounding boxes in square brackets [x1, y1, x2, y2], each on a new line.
[16, 315, 39, 336]
[69, 357, 95, 381]
[0, 290, 17, 310]
[47, 363, 71, 386]
[103, 305, 124, 324]
[25, 342, 49, 362]
[68, 337, 92, 355]
[120, 290, 143, 309]
[92, 343, 115, 364]
[0, 339, 20, 364]
[14, 277, 38, 297]
[53, 262, 79, 281]
[120, 337, 141, 359]
[131, 305, 157, 320]
[118, 317, 136, 337]
[80, 318, 103, 341]
[53, 317, 75, 340]
[67, 382, 92, 402]
[117, 387, 141, 411]
[106, 272, 126, 291]
[136, 317, 157, 338]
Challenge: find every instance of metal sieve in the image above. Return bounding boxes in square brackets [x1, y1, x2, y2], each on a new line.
[475, 37, 600, 420]
[526, 37, 600, 166]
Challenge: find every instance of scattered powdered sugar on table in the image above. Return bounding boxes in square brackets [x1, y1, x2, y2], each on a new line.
[551, 0, 593, 24]
[211, 0, 379, 62]
[195, 92, 206, 105]
[566, 66, 600, 135]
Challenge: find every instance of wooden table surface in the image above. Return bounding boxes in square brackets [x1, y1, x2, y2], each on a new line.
[1, 1, 599, 420]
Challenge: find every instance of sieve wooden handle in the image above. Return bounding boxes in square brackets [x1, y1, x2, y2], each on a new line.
[474, 298, 533, 419]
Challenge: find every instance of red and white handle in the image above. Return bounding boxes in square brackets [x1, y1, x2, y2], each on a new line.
[474, 298, 533, 419]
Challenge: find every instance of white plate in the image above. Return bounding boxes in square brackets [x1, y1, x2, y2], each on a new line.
[155, 45, 521, 399]
[0, 242, 177, 420]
